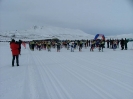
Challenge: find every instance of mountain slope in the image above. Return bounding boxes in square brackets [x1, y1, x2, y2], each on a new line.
[0, 26, 133, 41]
[0, 26, 94, 41]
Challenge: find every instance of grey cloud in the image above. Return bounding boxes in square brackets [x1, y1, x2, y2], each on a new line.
[0, 0, 133, 35]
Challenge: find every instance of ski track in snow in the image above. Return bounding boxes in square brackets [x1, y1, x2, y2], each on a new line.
[0, 43, 133, 99]
[23, 49, 51, 99]
[33, 52, 74, 99]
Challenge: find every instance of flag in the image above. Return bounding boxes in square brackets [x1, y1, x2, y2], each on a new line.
[22, 42, 26, 49]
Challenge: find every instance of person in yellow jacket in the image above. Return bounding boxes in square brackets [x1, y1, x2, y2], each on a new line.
[90, 40, 95, 51]
[47, 41, 51, 52]
[99, 40, 105, 52]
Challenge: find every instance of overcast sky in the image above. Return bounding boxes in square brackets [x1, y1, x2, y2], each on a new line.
[0, 0, 133, 35]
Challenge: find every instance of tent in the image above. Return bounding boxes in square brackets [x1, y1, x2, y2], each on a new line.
[94, 34, 105, 40]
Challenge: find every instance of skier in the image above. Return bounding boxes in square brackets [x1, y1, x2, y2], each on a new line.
[110, 39, 113, 49]
[89, 40, 90, 47]
[44, 41, 47, 50]
[37, 42, 42, 51]
[113, 40, 117, 51]
[70, 42, 74, 52]
[90, 40, 95, 52]
[120, 38, 124, 50]
[124, 38, 128, 50]
[47, 41, 51, 52]
[106, 39, 109, 48]
[99, 40, 104, 52]
[117, 39, 119, 48]
[74, 40, 77, 49]
[57, 42, 61, 52]
[67, 40, 70, 50]
[30, 40, 35, 51]
[79, 40, 83, 51]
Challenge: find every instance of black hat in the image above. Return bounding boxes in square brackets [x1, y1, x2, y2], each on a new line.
[12, 39, 15, 42]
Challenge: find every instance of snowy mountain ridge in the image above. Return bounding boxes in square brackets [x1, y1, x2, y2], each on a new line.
[0, 26, 94, 41]
[0, 25, 133, 41]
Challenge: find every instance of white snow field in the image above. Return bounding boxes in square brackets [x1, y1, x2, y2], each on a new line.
[0, 42, 133, 99]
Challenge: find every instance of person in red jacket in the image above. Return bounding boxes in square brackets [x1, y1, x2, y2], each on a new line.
[10, 39, 19, 67]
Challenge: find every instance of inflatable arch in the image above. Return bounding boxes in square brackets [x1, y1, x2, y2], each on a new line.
[94, 34, 105, 40]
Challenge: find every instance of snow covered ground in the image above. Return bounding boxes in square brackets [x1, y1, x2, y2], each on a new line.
[0, 42, 133, 99]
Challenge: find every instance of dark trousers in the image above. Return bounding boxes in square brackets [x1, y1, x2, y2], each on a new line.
[121, 45, 124, 50]
[19, 48, 21, 54]
[12, 55, 19, 65]
[32, 44, 35, 51]
[107, 43, 109, 48]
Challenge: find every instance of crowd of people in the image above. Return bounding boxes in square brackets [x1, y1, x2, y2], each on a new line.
[28, 38, 129, 52]
[9, 38, 129, 67]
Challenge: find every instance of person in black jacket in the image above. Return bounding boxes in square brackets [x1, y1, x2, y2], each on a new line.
[107, 39, 109, 48]
[124, 38, 128, 50]
[57, 42, 61, 52]
[120, 38, 124, 50]
[18, 40, 22, 55]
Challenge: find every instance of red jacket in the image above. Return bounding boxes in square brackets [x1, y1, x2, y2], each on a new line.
[10, 42, 19, 55]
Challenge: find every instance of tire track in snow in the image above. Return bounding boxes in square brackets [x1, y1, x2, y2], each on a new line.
[35, 54, 73, 99]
